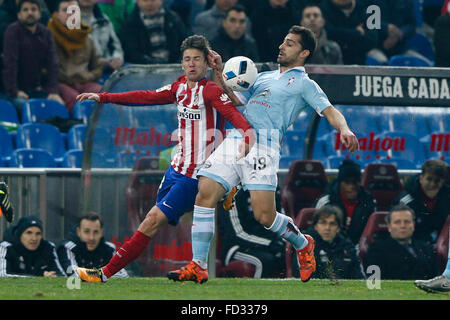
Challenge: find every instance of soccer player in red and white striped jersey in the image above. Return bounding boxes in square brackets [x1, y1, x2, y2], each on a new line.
[74, 35, 254, 282]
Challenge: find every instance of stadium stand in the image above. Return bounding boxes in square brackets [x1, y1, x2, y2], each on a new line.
[358, 211, 389, 267]
[281, 160, 328, 219]
[62, 149, 83, 168]
[0, 125, 14, 164]
[67, 124, 87, 151]
[407, 32, 435, 62]
[361, 163, 404, 211]
[73, 100, 94, 124]
[9, 148, 58, 168]
[16, 123, 66, 165]
[0, 98, 20, 126]
[388, 55, 432, 67]
[21, 98, 69, 124]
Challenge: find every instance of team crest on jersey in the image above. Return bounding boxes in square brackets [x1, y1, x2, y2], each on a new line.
[220, 93, 231, 104]
[287, 77, 295, 86]
[156, 84, 171, 92]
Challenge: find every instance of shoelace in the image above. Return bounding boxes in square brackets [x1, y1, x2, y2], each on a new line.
[179, 263, 199, 280]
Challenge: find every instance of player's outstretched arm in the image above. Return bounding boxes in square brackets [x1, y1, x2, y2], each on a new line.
[322, 106, 360, 153]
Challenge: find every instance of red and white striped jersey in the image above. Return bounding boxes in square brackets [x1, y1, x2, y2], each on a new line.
[98, 75, 252, 178]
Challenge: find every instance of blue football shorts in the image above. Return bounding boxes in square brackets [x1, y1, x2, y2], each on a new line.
[155, 166, 199, 226]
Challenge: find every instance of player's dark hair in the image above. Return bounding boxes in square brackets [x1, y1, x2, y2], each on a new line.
[421, 159, 447, 179]
[17, 0, 41, 12]
[386, 204, 415, 224]
[288, 25, 317, 63]
[225, 4, 247, 17]
[79, 212, 104, 228]
[312, 205, 343, 228]
[180, 35, 211, 60]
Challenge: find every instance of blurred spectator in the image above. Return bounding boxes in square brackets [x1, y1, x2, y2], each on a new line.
[0, 0, 50, 50]
[298, 205, 364, 279]
[365, 204, 439, 280]
[210, 4, 259, 62]
[392, 159, 449, 244]
[57, 212, 128, 278]
[193, 0, 253, 41]
[0, 216, 66, 277]
[434, 2, 450, 67]
[314, 159, 377, 244]
[120, 0, 188, 64]
[79, 0, 124, 74]
[48, 0, 103, 113]
[319, 0, 378, 65]
[367, 0, 417, 65]
[250, 0, 300, 62]
[441, 0, 450, 15]
[2, 0, 63, 113]
[300, 3, 342, 64]
[96, 0, 135, 35]
[218, 188, 286, 278]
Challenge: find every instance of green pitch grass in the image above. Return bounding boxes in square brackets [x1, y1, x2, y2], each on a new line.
[0, 277, 448, 300]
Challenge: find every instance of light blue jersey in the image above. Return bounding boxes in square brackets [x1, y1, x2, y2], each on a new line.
[233, 66, 331, 152]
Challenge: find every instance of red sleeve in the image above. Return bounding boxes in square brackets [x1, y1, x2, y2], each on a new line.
[98, 82, 178, 106]
[204, 82, 254, 145]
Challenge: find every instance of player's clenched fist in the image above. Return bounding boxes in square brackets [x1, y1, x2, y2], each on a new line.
[76, 92, 100, 102]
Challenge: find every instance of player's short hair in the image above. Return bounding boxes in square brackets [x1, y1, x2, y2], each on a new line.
[386, 204, 415, 224]
[312, 205, 343, 228]
[79, 212, 104, 228]
[225, 4, 247, 17]
[17, 0, 41, 12]
[180, 35, 211, 60]
[421, 159, 447, 179]
[288, 25, 317, 63]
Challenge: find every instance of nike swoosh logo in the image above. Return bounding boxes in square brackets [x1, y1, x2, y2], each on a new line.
[163, 201, 173, 209]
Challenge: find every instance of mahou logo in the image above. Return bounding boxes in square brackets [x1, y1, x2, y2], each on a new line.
[334, 132, 406, 152]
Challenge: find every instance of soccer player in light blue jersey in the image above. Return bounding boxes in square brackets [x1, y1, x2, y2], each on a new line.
[168, 26, 360, 283]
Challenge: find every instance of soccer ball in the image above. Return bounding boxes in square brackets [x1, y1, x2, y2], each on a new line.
[222, 56, 258, 91]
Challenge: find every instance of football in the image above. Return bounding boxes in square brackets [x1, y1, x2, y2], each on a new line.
[222, 56, 258, 91]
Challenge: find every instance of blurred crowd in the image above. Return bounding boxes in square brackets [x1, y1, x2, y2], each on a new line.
[0, 0, 449, 114]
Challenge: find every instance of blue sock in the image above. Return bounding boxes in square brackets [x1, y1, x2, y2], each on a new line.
[444, 231, 450, 279]
[266, 212, 307, 250]
[191, 205, 215, 269]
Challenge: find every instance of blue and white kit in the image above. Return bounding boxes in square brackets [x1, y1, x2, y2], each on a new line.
[198, 66, 331, 192]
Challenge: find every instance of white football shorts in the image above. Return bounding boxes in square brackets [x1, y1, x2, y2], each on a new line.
[198, 136, 280, 192]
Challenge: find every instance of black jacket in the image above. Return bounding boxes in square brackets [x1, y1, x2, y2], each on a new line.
[119, 5, 188, 64]
[319, 0, 378, 65]
[300, 227, 364, 279]
[434, 14, 450, 68]
[365, 236, 439, 280]
[375, 0, 416, 57]
[393, 174, 450, 243]
[210, 26, 260, 63]
[0, 226, 65, 277]
[57, 227, 128, 277]
[218, 188, 285, 264]
[249, 0, 300, 62]
[314, 178, 377, 244]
